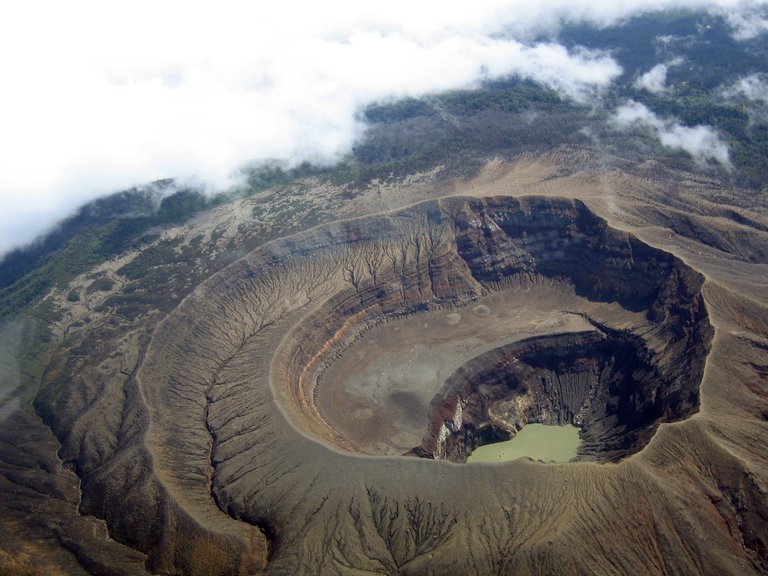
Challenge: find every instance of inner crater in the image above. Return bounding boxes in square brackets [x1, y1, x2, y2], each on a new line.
[274, 196, 713, 463]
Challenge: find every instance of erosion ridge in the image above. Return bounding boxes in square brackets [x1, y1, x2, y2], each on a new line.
[25, 184, 768, 575]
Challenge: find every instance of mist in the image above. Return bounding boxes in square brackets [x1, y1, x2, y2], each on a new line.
[635, 58, 684, 94]
[723, 74, 768, 103]
[0, 0, 764, 256]
[613, 101, 732, 166]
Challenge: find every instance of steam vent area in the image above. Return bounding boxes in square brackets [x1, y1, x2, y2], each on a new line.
[270, 195, 713, 463]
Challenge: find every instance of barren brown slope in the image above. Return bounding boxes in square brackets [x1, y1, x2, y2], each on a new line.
[130, 194, 731, 575]
[4, 151, 767, 575]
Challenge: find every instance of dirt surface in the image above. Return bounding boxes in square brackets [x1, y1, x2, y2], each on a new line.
[2, 148, 767, 575]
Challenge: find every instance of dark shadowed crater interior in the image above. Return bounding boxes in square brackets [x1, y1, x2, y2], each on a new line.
[276, 196, 713, 464]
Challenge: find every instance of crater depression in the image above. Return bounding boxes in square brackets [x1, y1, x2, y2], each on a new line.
[278, 196, 712, 464]
[36, 194, 735, 575]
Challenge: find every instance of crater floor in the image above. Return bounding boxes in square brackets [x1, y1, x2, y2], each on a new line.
[315, 283, 643, 457]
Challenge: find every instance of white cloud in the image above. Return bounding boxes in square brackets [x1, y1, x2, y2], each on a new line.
[636, 64, 671, 93]
[613, 101, 731, 167]
[721, 3, 768, 39]
[635, 58, 684, 93]
[0, 0, 763, 256]
[658, 124, 732, 166]
[723, 74, 768, 103]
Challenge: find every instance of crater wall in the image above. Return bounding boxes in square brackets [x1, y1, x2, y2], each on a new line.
[276, 196, 712, 462]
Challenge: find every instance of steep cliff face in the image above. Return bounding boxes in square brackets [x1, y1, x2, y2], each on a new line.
[451, 196, 682, 312]
[417, 197, 713, 463]
[418, 328, 701, 463]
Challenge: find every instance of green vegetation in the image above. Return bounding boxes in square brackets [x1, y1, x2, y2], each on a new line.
[561, 10, 768, 186]
[0, 187, 217, 319]
[0, 315, 56, 413]
[117, 238, 184, 280]
[558, 10, 768, 84]
[345, 79, 594, 185]
[618, 85, 768, 187]
[86, 277, 115, 294]
[1, 10, 766, 321]
[242, 160, 319, 192]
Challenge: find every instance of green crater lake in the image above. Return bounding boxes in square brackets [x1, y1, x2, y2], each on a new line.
[467, 424, 581, 463]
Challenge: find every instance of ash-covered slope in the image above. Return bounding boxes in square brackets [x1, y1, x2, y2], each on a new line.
[27, 193, 767, 576]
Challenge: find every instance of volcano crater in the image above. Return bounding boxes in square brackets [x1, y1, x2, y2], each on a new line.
[272, 196, 713, 463]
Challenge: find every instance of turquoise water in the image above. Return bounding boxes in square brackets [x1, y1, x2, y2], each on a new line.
[467, 424, 580, 463]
